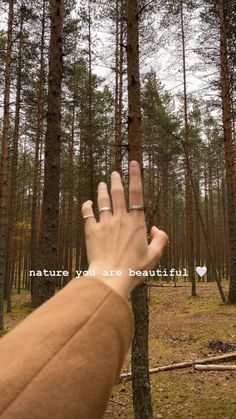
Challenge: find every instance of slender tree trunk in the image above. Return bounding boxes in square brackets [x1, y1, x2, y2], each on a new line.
[161, 157, 169, 276]
[180, 0, 196, 296]
[87, 0, 94, 203]
[76, 134, 85, 270]
[208, 162, 216, 280]
[126, 1, 153, 417]
[5, 7, 24, 312]
[219, 0, 236, 303]
[32, 0, 64, 307]
[0, 0, 13, 330]
[30, 0, 46, 297]
[222, 178, 229, 278]
[195, 178, 201, 268]
[217, 173, 223, 279]
[204, 167, 210, 281]
[114, 0, 120, 171]
[66, 103, 75, 280]
[114, 0, 124, 172]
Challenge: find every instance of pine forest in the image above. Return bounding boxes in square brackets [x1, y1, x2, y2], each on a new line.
[0, 0, 235, 418]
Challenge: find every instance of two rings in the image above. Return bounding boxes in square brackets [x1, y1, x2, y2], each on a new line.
[83, 205, 144, 219]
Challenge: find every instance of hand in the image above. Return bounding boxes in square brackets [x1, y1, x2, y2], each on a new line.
[81, 161, 168, 298]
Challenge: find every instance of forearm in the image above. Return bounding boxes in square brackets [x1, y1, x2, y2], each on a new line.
[0, 276, 134, 419]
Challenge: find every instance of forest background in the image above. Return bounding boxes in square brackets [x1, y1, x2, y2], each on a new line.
[0, 0, 235, 416]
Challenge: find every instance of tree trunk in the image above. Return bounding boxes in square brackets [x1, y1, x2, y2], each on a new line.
[5, 7, 24, 312]
[161, 157, 170, 276]
[76, 130, 85, 270]
[219, 0, 236, 303]
[0, 0, 13, 330]
[87, 0, 95, 203]
[65, 103, 75, 281]
[114, 0, 124, 173]
[30, 0, 46, 297]
[180, 0, 196, 296]
[32, 0, 64, 307]
[126, 0, 153, 417]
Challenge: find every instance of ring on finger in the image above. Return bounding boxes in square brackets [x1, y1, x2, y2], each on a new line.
[129, 205, 144, 210]
[99, 207, 112, 212]
[83, 215, 95, 219]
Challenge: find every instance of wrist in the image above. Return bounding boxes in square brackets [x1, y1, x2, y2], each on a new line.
[88, 265, 139, 299]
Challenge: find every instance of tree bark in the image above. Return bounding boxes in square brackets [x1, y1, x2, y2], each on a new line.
[87, 0, 95, 203]
[126, 0, 153, 417]
[219, 0, 236, 303]
[114, 0, 124, 173]
[32, 0, 64, 307]
[0, 0, 13, 330]
[31, 0, 46, 296]
[5, 6, 24, 312]
[180, 0, 196, 297]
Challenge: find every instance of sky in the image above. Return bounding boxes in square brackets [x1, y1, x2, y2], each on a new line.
[89, 5, 212, 115]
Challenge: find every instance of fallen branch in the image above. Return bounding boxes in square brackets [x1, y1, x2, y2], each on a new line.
[194, 364, 236, 371]
[193, 352, 236, 364]
[147, 284, 190, 288]
[119, 352, 236, 380]
[110, 399, 126, 406]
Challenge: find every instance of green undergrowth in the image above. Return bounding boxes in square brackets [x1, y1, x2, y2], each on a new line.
[180, 295, 225, 315]
[149, 293, 164, 310]
[1, 291, 32, 335]
[151, 370, 236, 418]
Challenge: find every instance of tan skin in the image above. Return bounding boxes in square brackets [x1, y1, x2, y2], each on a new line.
[81, 160, 169, 299]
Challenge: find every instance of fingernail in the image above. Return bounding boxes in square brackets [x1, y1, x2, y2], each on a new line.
[130, 160, 138, 167]
[99, 182, 106, 187]
[111, 171, 120, 176]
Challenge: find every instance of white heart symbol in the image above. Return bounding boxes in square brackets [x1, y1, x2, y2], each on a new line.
[196, 266, 207, 278]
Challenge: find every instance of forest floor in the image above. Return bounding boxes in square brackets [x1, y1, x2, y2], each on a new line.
[1, 281, 236, 419]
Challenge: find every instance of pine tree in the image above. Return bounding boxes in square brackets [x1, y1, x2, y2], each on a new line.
[126, 1, 153, 417]
[0, 0, 14, 330]
[32, 0, 64, 307]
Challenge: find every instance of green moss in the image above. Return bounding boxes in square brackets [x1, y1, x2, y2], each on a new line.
[180, 295, 223, 315]
[150, 294, 163, 310]
[11, 300, 33, 317]
[150, 371, 236, 418]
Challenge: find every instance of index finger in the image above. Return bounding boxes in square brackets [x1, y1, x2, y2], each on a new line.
[129, 160, 145, 217]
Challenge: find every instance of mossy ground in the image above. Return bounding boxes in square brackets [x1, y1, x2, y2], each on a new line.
[1, 281, 236, 418]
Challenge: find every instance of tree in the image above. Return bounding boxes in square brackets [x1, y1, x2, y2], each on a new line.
[199, 0, 236, 302]
[219, 0, 236, 303]
[5, 4, 26, 312]
[32, 0, 64, 307]
[180, 0, 196, 296]
[30, 0, 47, 285]
[0, 0, 14, 330]
[126, 1, 153, 417]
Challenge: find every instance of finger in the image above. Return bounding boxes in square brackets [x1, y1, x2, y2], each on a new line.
[129, 160, 145, 220]
[147, 226, 169, 267]
[97, 182, 112, 221]
[81, 200, 96, 233]
[111, 171, 127, 214]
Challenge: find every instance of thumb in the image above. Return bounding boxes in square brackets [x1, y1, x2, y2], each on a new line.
[147, 226, 169, 268]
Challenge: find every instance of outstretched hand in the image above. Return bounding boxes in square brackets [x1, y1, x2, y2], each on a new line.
[82, 161, 168, 298]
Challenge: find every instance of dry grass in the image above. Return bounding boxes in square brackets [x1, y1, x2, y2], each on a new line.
[106, 282, 236, 418]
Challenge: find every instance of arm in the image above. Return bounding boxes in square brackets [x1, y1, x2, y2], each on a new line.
[0, 161, 168, 419]
[0, 277, 133, 419]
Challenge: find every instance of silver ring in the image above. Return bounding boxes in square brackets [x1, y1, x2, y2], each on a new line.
[129, 205, 144, 210]
[99, 207, 112, 212]
[83, 215, 95, 219]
